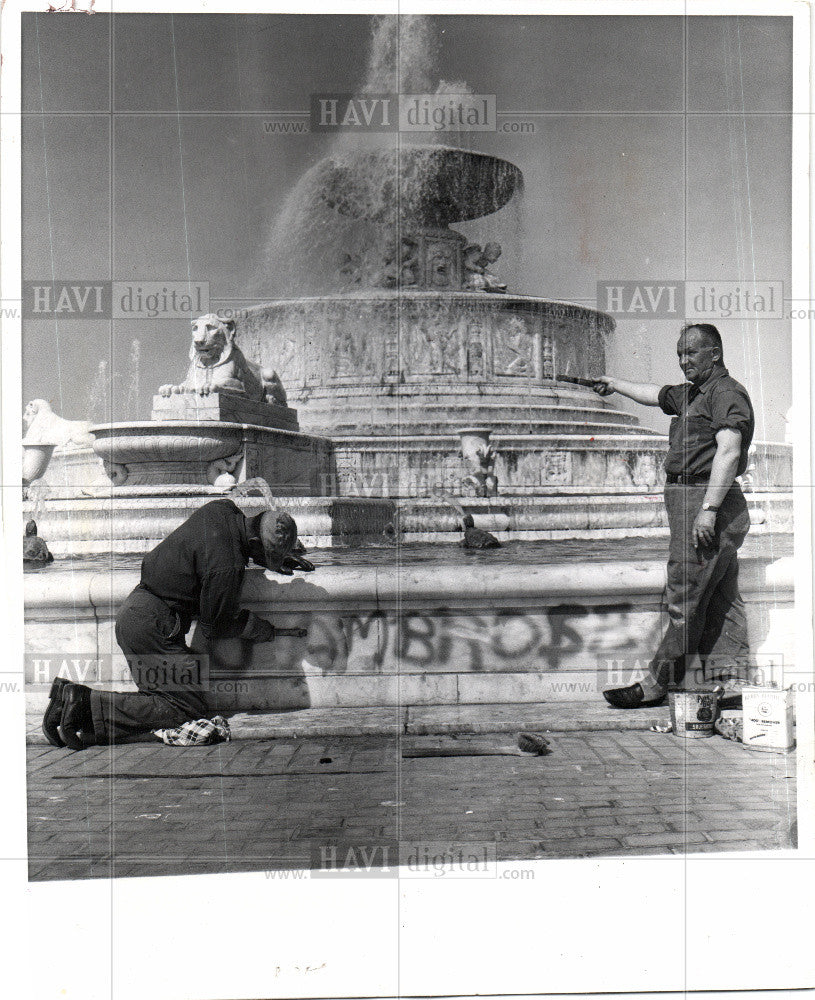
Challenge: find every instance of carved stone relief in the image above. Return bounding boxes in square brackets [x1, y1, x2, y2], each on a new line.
[494, 315, 533, 376]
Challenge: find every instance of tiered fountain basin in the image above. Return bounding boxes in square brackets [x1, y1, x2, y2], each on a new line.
[27, 491, 396, 556]
[88, 389, 331, 490]
[24, 537, 794, 718]
[239, 292, 793, 496]
[240, 293, 613, 411]
[312, 145, 523, 226]
[239, 292, 655, 493]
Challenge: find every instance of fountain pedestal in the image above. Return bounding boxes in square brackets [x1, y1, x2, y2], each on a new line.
[151, 391, 299, 432]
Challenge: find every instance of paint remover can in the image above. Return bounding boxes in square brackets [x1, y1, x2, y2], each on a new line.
[742, 686, 795, 752]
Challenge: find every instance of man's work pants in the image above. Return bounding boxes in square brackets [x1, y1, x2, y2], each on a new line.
[639, 483, 751, 700]
[89, 585, 209, 744]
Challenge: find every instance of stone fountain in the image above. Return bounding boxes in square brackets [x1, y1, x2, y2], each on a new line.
[243, 144, 669, 502]
[23, 132, 794, 721]
[237, 142, 791, 538]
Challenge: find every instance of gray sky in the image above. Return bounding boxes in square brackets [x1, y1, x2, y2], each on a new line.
[21, 13, 792, 439]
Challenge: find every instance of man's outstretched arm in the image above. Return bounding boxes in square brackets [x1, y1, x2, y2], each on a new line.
[592, 376, 662, 406]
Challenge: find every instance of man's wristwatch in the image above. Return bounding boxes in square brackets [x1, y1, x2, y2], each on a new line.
[702, 502, 719, 512]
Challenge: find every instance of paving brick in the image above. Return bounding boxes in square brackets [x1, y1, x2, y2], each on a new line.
[589, 822, 666, 838]
[543, 837, 624, 854]
[532, 825, 590, 841]
[624, 831, 708, 848]
[696, 813, 784, 831]
[662, 816, 711, 831]
[670, 841, 775, 854]
[703, 829, 761, 844]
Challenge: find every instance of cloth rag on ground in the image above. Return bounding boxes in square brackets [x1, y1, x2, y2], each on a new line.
[153, 716, 231, 746]
[714, 716, 743, 743]
[516, 732, 551, 755]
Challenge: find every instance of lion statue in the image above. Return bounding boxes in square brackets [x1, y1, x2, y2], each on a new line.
[159, 314, 288, 406]
[23, 399, 94, 450]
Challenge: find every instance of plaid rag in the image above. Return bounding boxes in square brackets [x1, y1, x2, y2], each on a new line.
[153, 716, 231, 746]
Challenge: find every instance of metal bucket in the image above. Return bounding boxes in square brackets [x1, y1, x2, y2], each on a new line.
[668, 689, 720, 739]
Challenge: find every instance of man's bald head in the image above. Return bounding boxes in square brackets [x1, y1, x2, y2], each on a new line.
[680, 323, 723, 358]
[677, 323, 723, 386]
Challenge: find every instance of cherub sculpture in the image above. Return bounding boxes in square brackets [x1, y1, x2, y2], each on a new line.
[463, 242, 507, 293]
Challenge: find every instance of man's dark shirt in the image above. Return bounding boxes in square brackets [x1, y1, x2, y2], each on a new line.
[140, 499, 251, 639]
[658, 366, 754, 479]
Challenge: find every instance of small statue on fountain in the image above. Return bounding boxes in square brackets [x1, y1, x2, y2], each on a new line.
[428, 243, 454, 288]
[463, 242, 507, 293]
[376, 238, 419, 288]
[23, 520, 54, 567]
[23, 399, 94, 450]
[158, 314, 287, 406]
[463, 442, 499, 498]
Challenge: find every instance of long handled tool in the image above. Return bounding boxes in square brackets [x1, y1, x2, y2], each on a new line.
[556, 374, 603, 388]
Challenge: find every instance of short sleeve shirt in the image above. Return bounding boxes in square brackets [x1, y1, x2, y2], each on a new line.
[658, 366, 754, 478]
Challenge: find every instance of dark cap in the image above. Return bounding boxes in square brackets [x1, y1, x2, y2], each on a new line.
[259, 510, 297, 557]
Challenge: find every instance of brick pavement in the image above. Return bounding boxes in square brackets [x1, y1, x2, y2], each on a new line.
[26, 731, 797, 881]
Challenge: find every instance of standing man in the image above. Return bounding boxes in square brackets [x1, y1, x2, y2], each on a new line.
[595, 323, 754, 708]
[42, 499, 314, 749]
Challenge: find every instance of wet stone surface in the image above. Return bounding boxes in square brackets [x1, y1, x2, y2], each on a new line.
[43, 532, 792, 574]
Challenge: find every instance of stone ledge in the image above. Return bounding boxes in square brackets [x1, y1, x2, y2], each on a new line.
[25, 700, 668, 743]
[23, 555, 795, 616]
[405, 701, 670, 734]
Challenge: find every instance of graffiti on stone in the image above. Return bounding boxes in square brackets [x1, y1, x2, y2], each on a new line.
[303, 604, 659, 675]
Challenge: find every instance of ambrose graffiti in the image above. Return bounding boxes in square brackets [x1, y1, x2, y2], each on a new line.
[304, 605, 655, 675]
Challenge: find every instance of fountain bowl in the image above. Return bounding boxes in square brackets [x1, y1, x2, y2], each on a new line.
[458, 426, 494, 453]
[22, 442, 57, 486]
[91, 422, 243, 486]
[316, 145, 523, 226]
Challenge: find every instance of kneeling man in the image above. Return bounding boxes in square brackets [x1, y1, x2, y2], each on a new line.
[594, 323, 754, 707]
[43, 498, 313, 749]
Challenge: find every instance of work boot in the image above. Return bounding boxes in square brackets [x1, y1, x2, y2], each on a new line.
[42, 677, 69, 747]
[603, 683, 666, 709]
[57, 683, 95, 751]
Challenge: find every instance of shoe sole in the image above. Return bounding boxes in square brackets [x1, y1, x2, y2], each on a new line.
[57, 723, 87, 751]
[41, 677, 69, 747]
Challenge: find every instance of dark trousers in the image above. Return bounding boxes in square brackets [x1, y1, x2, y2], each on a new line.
[641, 483, 751, 698]
[89, 585, 208, 744]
